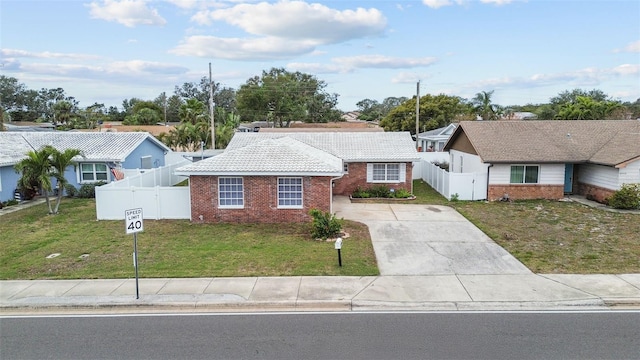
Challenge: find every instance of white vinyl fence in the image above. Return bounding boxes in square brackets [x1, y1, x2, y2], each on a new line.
[418, 160, 487, 201]
[95, 160, 191, 220]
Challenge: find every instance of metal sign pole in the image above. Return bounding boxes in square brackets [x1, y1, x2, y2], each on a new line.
[134, 232, 139, 299]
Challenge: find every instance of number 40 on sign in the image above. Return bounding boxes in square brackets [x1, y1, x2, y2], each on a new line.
[125, 208, 144, 234]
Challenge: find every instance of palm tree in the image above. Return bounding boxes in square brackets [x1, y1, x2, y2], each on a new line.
[50, 148, 83, 214]
[14, 145, 82, 214]
[472, 90, 499, 120]
[14, 146, 56, 214]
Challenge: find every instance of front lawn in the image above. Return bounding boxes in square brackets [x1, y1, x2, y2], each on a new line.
[0, 199, 378, 279]
[413, 180, 640, 273]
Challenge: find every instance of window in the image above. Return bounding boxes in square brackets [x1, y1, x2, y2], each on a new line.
[368, 163, 404, 183]
[218, 177, 244, 208]
[510, 165, 539, 184]
[343, 163, 349, 174]
[278, 177, 303, 208]
[81, 163, 109, 182]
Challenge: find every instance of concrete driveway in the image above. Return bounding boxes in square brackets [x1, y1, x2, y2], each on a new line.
[333, 197, 531, 276]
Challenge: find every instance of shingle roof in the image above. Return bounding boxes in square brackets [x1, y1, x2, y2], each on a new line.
[445, 120, 640, 166]
[226, 132, 419, 162]
[175, 137, 343, 176]
[0, 132, 169, 167]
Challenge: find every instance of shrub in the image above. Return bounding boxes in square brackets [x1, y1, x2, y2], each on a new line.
[309, 208, 343, 239]
[432, 161, 449, 171]
[77, 181, 107, 199]
[608, 183, 640, 210]
[64, 184, 78, 198]
[450, 193, 460, 202]
[351, 186, 370, 198]
[393, 189, 412, 198]
[369, 185, 391, 198]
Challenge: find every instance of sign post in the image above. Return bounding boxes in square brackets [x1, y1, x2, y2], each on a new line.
[125, 208, 144, 299]
[334, 237, 343, 267]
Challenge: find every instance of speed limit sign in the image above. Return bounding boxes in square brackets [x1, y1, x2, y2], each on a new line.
[125, 208, 144, 234]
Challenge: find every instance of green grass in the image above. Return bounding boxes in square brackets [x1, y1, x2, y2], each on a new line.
[411, 180, 640, 274]
[0, 199, 378, 279]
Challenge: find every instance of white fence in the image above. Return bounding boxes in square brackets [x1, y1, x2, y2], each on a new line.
[95, 160, 191, 220]
[419, 161, 487, 201]
[413, 152, 450, 180]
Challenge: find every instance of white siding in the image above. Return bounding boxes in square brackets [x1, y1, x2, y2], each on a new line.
[449, 150, 487, 173]
[490, 163, 564, 185]
[578, 164, 619, 190]
[619, 159, 640, 186]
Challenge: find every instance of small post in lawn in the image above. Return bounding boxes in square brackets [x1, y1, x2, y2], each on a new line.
[334, 237, 343, 267]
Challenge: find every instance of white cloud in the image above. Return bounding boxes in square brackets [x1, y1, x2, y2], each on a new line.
[480, 0, 514, 5]
[466, 64, 639, 90]
[391, 72, 432, 84]
[87, 0, 166, 27]
[192, 1, 386, 43]
[288, 55, 437, 74]
[422, 0, 464, 9]
[1, 48, 100, 60]
[614, 40, 640, 53]
[169, 35, 317, 60]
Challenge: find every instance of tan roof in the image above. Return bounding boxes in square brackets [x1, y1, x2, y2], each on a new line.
[446, 120, 640, 166]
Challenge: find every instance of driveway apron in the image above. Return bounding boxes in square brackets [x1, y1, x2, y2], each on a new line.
[333, 197, 531, 276]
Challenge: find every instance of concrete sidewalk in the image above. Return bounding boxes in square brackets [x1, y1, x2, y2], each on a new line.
[2, 274, 640, 314]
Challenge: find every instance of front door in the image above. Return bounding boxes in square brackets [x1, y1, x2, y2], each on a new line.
[564, 164, 574, 193]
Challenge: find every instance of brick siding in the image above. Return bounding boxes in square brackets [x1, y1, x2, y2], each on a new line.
[576, 182, 615, 204]
[189, 175, 332, 223]
[488, 184, 564, 201]
[332, 162, 413, 196]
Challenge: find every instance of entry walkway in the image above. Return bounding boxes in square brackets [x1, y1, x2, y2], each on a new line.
[333, 197, 530, 276]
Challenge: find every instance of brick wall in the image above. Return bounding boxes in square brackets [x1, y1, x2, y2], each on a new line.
[577, 182, 615, 204]
[488, 184, 564, 201]
[189, 175, 332, 223]
[333, 162, 413, 196]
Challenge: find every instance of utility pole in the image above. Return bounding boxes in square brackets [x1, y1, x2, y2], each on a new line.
[416, 81, 420, 150]
[209, 62, 215, 150]
[163, 92, 167, 125]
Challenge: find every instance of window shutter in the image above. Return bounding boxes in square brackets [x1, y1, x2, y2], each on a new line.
[366, 163, 373, 182]
[399, 163, 406, 182]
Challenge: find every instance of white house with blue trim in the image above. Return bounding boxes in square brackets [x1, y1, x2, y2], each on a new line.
[0, 132, 170, 203]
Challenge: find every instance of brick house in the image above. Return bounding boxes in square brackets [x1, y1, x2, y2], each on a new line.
[175, 132, 418, 223]
[443, 120, 640, 202]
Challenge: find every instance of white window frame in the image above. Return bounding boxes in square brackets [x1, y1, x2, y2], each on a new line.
[343, 162, 349, 174]
[367, 163, 406, 183]
[510, 165, 540, 184]
[218, 177, 244, 209]
[80, 163, 109, 183]
[277, 177, 303, 209]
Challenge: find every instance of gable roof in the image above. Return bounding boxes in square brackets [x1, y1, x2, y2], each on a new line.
[418, 123, 457, 138]
[444, 120, 640, 166]
[226, 132, 419, 162]
[0, 132, 170, 167]
[175, 137, 343, 176]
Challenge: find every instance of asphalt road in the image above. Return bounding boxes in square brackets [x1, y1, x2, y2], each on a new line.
[2, 312, 639, 360]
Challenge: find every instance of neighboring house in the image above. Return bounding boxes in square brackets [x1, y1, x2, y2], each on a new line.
[417, 123, 457, 152]
[175, 132, 419, 223]
[0, 132, 170, 202]
[443, 120, 640, 202]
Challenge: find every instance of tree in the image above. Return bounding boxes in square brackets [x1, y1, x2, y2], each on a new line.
[174, 78, 236, 113]
[15, 145, 82, 214]
[380, 94, 472, 133]
[123, 101, 162, 125]
[555, 96, 623, 120]
[49, 148, 83, 214]
[178, 99, 207, 125]
[356, 99, 382, 121]
[471, 90, 499, 120]
[236, 68, 340, 127]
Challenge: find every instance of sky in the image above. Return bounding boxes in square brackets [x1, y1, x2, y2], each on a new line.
[1, 0, 639, 112]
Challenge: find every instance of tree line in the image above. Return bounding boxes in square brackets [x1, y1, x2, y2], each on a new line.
[2, 71, 639, 147]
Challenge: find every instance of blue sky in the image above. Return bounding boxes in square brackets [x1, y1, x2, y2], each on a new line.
[1, 0, 639, 111]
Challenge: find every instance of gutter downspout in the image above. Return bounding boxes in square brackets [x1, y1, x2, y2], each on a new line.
[330, 174, 345, 215]
[486, 163, 493, 201]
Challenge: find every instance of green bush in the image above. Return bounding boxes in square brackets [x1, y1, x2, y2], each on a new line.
[309, 208, 343, 239]
[64, 184, 78, 198]
[351, 186, 370, 198]
[77, 181, 107, 199]
[608, 183, 640, 210]
[393, 188, 412, 198]
[369, 185, 391, 198]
